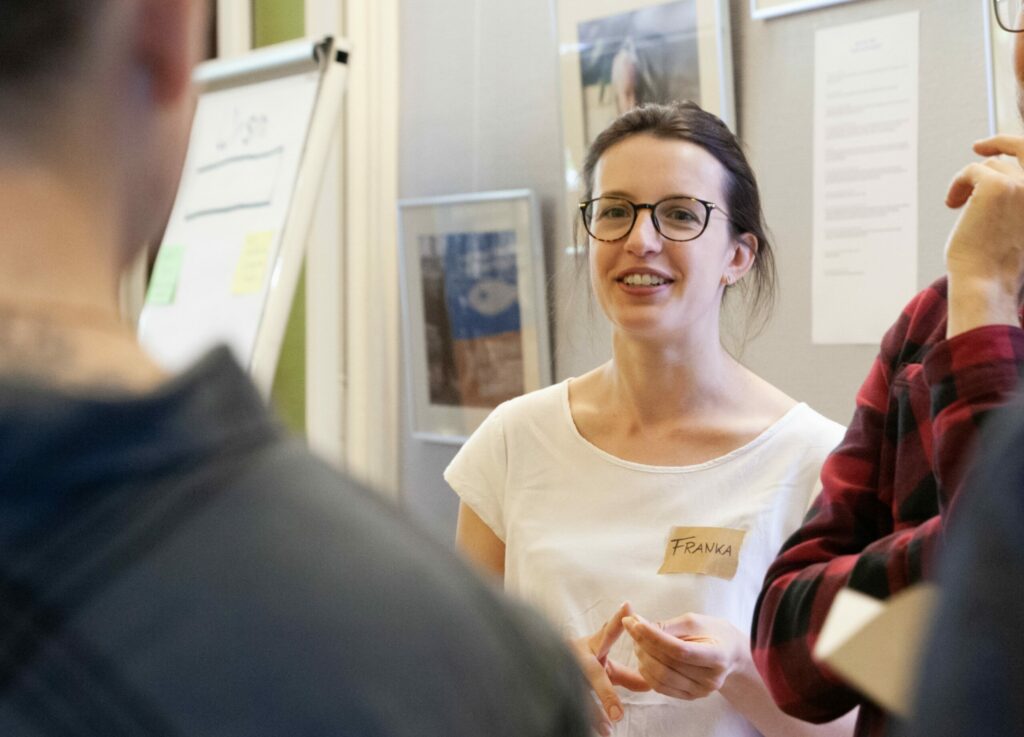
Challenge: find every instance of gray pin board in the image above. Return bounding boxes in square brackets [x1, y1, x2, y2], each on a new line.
[138, 36, 348, 395]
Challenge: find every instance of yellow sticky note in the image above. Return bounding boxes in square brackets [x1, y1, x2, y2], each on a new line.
[232, 231, 274, 295]
[146, 243, 186, 305]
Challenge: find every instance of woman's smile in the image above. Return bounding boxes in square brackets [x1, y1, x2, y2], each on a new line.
[615, 268, 675, 294]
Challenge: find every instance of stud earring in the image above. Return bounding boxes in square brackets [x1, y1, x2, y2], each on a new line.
[723, 274, 734, 286]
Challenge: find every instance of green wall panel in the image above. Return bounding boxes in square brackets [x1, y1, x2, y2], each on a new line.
[253, 0, 305, 47]
[254, 0, 306, 435]
[271, 267, 307, 435]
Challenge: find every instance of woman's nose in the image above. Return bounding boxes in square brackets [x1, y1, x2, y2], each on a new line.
[624, 209, 663, 256]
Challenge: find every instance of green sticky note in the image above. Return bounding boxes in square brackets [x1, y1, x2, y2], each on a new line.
[146, 243, 186, 305]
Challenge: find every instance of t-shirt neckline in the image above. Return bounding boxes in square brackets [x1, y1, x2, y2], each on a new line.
[559, 378, 808, 474]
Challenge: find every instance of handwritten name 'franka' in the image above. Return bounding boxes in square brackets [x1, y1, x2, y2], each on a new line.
[670, 536, 734, 557]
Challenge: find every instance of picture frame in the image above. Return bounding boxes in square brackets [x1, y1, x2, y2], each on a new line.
[750, 0, 857, 20]
[397, 190, 552, 444]
[557, 0, 734, 236]
[985, 0, 1024, 136]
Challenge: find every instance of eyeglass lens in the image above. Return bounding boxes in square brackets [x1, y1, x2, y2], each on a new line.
[997, 0, 1024, 31]
[584, 197, 708, 242]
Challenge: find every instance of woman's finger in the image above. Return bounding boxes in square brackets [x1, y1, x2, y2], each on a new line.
[946, 162, 995, 209]
[589, 601, 633, 661]
[625, 616, 723, 671]
[606, 658, 651, 692]
[974, 135, 1024, 165]
[635, 653, 707, 700]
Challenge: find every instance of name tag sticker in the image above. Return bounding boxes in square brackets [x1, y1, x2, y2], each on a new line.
[658, 526, 747, 580]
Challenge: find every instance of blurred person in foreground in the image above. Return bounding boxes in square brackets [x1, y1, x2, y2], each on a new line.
[0, 1, 589, 735]
[751, 1, 1024, 735]
[896, 392, 1024, 736]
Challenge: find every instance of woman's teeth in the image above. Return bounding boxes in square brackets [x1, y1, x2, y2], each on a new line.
[622, 274, 668, 286]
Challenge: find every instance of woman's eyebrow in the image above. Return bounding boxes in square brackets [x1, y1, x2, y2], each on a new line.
[593, 191, 703, 200]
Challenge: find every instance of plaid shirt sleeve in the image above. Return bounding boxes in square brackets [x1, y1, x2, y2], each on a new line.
[751, 279, 1024, 727]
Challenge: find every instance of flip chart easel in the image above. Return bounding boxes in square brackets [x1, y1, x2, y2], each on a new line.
[138, 36, 348, 395]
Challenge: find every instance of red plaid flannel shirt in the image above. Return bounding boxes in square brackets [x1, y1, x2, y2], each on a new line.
[752, 277, 1024, 737]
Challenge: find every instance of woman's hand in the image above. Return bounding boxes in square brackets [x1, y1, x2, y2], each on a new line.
[623, 612, 748, 701]
[569, 602, 650, 736]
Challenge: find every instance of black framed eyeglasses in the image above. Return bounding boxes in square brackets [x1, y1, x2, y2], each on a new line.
[578, 195, 730, 243]
[995, 0, 1024, 33]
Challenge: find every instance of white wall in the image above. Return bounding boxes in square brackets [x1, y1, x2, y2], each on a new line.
[733, 0, 990, 421]
[398, 0, 570, 538]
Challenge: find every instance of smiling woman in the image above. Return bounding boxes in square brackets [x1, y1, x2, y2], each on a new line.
[578, 100, 776, 334]
[447, 101, 854, 737]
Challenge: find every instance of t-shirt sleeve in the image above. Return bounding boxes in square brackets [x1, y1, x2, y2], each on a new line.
[803, 417, 847, 514]
[444, 405, 510, 541]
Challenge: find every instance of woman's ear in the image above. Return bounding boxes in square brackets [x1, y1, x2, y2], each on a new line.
[724, 232, 758, 284]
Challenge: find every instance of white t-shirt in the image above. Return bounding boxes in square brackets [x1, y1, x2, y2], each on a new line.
[445, 379, 845, 737]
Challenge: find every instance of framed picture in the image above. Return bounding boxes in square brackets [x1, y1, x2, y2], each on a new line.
[986, 0, 1024, 136]
[750, 0, 857, 20]
[557, 0, 734, 223]
[398, 190, 552, 444]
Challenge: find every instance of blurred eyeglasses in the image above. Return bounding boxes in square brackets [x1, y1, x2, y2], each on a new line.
[995, 0, 1024, 32]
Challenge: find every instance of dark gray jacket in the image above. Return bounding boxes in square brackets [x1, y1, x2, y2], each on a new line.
[0, 348, 589, 737]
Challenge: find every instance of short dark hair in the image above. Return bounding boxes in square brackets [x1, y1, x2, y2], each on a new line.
[0, 2, 105, 141]
[0, 2, 101, 83]
[578, 100, 778, 332]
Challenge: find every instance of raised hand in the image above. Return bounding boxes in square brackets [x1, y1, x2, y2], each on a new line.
[944, 135, 1024, 336]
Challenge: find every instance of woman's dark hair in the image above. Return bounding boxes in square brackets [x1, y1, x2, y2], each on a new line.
[578, 100, 777, 331]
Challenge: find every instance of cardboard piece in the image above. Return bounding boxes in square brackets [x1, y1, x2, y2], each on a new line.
[813, 583, 938, 716]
